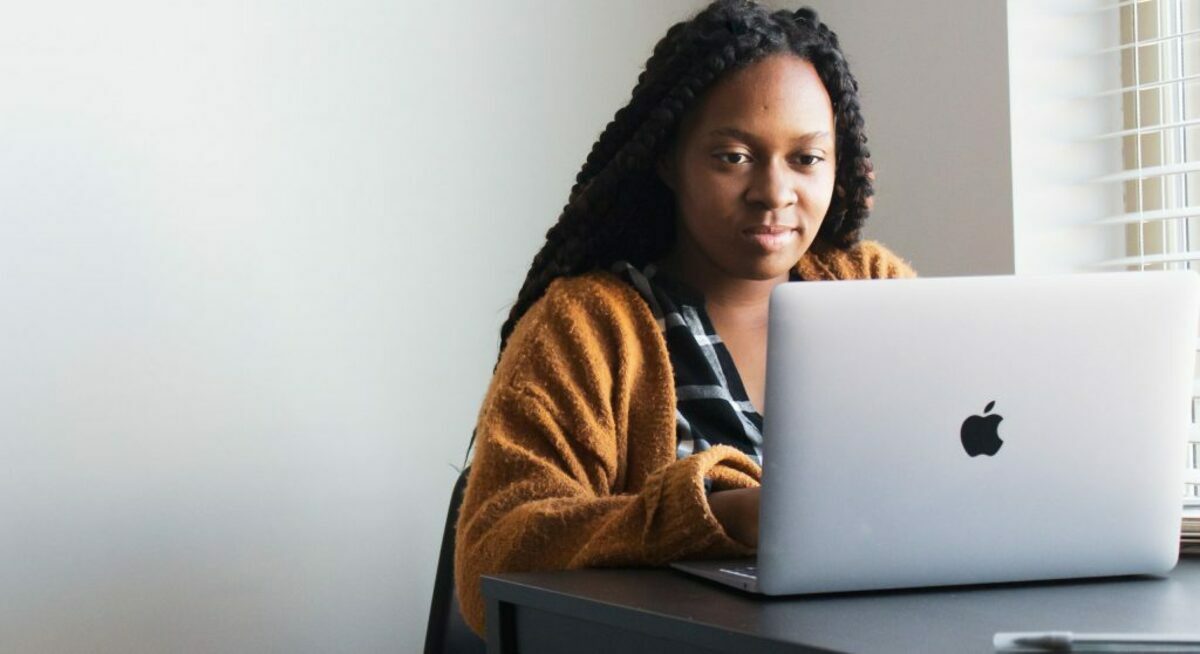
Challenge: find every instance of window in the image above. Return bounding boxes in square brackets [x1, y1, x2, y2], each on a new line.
[1008, 0, 1199, 502]
[1106, 0, 1199, 499]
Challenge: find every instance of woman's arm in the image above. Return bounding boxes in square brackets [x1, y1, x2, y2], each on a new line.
[453, 275, 760, 636]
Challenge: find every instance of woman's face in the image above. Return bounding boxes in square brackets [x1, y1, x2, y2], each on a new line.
[658, 54, 837, 283]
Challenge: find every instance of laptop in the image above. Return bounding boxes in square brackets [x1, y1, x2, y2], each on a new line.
[672, 271, 1200, 595]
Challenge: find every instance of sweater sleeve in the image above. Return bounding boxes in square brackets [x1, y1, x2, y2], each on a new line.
[797, 239, 918, 281]
[859, 240, 918, 279]
[453, 278, 759, 636]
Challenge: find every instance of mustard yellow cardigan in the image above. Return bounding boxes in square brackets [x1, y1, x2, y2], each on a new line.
[455, 240, 916, 635]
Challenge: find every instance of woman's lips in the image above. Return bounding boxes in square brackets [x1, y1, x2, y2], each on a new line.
[742, 225, 798, 252]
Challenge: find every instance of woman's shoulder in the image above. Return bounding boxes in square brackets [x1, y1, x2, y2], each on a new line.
[546, 269, 642, 302]
[498, 270, 662, 374]
[533, 270, 652, 325]
[795, 238, 917, 281]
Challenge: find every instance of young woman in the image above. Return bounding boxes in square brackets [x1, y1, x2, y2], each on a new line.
[454, 0, 915, 635]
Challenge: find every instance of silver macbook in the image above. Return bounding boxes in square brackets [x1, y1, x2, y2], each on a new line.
[673, 271, 1199, 595]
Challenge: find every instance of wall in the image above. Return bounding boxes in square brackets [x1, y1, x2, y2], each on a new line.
[0, 2, 1035, 651]
[0, 1, 709, 652]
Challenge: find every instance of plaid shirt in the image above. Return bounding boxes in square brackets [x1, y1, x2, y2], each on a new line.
[613, 261, 790, 466]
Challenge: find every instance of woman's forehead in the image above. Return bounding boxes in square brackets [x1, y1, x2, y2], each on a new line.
[688, 54, 835, 137]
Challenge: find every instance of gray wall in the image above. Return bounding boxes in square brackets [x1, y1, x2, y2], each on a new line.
[768, 0, 1016, 277]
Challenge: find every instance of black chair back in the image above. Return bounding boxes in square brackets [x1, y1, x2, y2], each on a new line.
[424, 467, 485, 654]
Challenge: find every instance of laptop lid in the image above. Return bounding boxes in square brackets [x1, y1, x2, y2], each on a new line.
[756, 271, 1199, 596]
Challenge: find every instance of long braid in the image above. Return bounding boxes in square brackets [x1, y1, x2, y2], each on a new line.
[569, 21, 695, 201]
[789, 9, 874, 245]
[496, 1, 875, 363]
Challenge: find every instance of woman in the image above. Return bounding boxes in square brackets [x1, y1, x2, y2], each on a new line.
[454, 0, 915, 635]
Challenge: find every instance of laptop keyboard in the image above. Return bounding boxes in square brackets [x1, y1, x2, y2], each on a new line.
[719, 563, 758, 580]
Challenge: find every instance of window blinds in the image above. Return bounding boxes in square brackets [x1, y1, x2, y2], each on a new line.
[1095, 0, 1199, 499]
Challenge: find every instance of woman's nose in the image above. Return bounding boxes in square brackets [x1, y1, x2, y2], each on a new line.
[745, 158, 798, 210]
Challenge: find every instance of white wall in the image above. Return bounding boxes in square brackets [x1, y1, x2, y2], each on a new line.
[0, 1, 709, 652]
[768, 0, 1017, 277]
[1, 2, 1036, 651]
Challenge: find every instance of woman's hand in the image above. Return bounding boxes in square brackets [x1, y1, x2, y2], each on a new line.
[706, 486, 760, 548]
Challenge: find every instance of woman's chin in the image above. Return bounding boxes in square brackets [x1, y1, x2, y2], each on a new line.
[745, 244, 810, 279]
[735, 256, 802, 281]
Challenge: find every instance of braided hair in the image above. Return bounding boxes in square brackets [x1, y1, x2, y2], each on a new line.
[498, 1, 873, 361]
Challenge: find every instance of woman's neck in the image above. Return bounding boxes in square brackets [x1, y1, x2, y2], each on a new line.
[656, 250, 789, 328]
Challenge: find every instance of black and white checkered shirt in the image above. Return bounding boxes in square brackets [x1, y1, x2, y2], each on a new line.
[614, 261, 790, 466]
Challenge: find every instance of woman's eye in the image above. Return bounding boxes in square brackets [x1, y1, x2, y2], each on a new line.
[796, 154, 824, 166]
[715, 152, 751, 165]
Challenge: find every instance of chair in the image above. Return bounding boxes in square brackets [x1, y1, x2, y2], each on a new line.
[423, 466, 485, 654]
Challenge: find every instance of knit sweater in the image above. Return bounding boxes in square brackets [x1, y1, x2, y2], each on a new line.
[454, 240, 916, 635]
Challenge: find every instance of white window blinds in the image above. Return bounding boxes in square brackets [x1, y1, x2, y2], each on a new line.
[1095, 0, 1200, 499]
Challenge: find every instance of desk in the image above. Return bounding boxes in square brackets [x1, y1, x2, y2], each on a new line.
[482, 557, 1200, 653]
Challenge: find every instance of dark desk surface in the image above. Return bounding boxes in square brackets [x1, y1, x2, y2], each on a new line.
[482, 556, 1200, 653]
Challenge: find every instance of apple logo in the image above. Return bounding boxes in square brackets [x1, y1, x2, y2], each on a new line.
[960, 401, 1004, 457]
